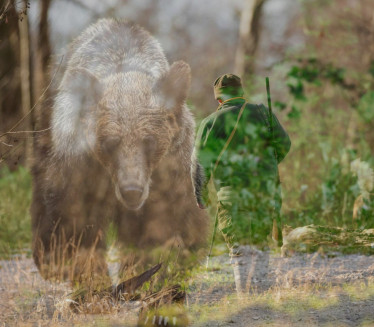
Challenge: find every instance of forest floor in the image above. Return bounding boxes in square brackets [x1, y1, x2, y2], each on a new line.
[1, 246, 374, 326]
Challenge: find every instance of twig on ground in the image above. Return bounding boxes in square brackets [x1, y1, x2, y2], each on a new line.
[113, 263, 163, 300]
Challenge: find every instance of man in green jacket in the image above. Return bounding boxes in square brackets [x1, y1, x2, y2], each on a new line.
[194, 74, 291, 250]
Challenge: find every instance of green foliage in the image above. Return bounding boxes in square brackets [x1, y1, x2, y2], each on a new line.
[357, 91, 374, 123]
[0, 167, 32, 257]
[276, 57, 374, 235]
[369, 61, 374, 78]
[274, 101, 287, 111]
[287, 106, 301, 120]
[287, 58, 346, 87]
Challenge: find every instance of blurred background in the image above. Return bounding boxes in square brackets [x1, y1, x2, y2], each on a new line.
[1, 0, 374, 251]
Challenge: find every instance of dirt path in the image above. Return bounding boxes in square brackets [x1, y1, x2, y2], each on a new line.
[190, 246, 374, 326]
[1, 247, 374, 326]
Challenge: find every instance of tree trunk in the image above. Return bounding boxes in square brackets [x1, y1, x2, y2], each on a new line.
[0, 0, 22, 169]
[18, 0, 32, 167]
[234, 0, 266, 79]
[33, 0, 52, 132]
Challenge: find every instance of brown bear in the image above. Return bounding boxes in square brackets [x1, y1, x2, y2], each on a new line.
[31, 18, 208, 286]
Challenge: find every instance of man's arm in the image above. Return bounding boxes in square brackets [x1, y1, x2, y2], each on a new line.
[193, 116, 212, 209]
[193, 160, 206, 209]
[270, 112, 291, 163]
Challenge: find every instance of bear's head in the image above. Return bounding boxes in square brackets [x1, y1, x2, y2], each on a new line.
[52, 61, 191, 210]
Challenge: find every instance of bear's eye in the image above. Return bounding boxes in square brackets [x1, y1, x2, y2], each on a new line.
[101, 137, 121, 154]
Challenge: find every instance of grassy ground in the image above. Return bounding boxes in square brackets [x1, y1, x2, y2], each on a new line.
[0, 159, 373, 326]
[0, 167, 32, 258]
[189, 283, 374, 326]
[1, 248, 374, 326]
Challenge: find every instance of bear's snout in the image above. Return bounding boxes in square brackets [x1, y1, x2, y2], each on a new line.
[121, 185, 143, 204]
[115, 183, 147, 210]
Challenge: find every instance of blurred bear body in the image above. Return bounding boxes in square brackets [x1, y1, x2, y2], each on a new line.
[31, 19, 208, 282]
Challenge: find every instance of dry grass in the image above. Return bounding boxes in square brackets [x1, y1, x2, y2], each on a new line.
[1, 248, 374, 326]
[0, 254, 140, 326]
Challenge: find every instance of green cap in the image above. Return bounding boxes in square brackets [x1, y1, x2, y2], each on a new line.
[213, 74, 244, 100]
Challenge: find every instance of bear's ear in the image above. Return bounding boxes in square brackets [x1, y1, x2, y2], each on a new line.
[69, 68, 104, 104]
[52, 68, 104, 157]
[154, 61, 191, 112]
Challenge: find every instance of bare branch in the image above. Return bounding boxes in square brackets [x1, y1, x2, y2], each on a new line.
[1, 127, 51, 137]
[0, 56, 63, 139]
[0, 0, 30, 23]
[0, 141, 13, 147]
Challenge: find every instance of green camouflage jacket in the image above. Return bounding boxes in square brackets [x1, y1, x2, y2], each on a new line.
[194, 97, 291, 209]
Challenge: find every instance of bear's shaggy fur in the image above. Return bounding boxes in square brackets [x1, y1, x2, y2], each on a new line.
[31, 19, 208, 283]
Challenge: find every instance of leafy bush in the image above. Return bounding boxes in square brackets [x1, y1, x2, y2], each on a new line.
[271, 58, 374, 235]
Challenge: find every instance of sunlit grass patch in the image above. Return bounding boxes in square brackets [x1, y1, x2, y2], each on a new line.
[360, 320, 374, 327]
[190, 294, 244, 325]
[188, 274, 372, 325]
[263, 287, 340, 316]
[342, 280, 374, 301]
[0, 166, 32, 257]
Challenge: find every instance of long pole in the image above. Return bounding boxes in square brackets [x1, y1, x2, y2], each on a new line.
[265, 77, 273, 137]
[266, 77, 281, 244]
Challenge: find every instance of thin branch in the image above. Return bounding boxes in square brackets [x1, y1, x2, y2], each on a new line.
[0, 142, 23, 163]
[1, 141, 13, 147]
[0, 55, 63, 139]
[0, 1, 11, 22]
[0, 0, 30, 23]
[1, 127, 51, 136]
